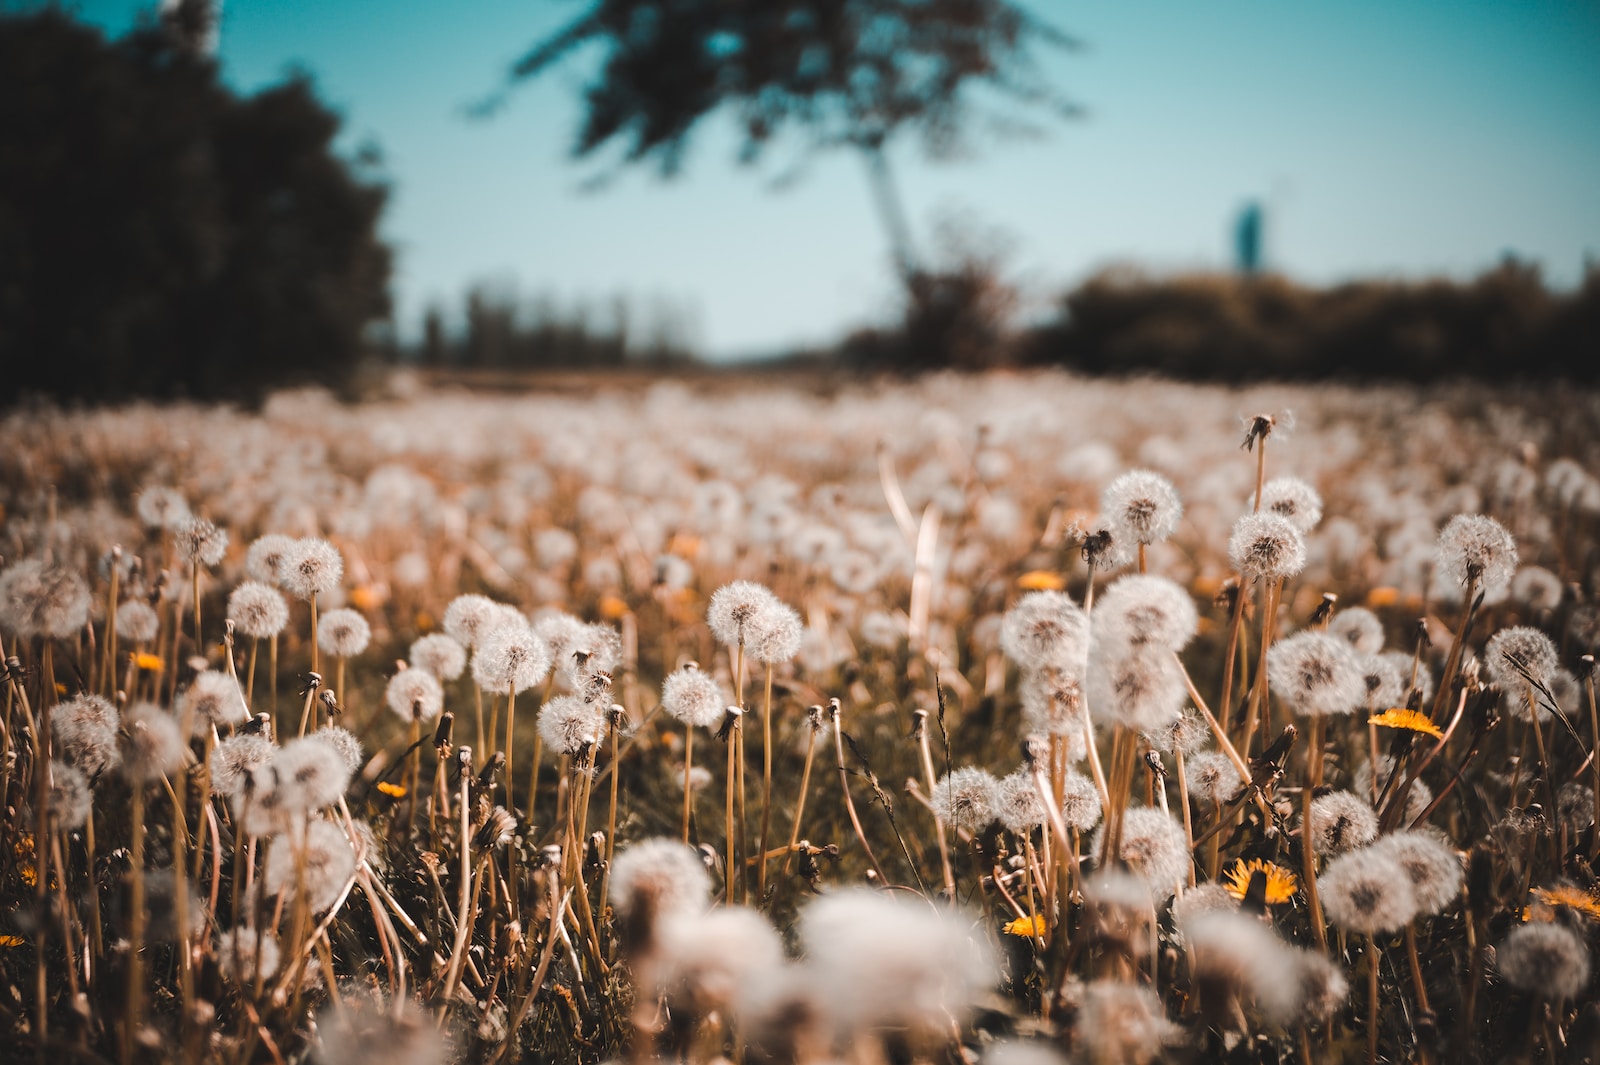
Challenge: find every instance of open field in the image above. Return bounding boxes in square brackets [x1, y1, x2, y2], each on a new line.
[2, 370, 1599, 1064]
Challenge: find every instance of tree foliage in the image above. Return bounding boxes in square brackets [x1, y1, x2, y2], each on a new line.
[0, 10, 391, 404]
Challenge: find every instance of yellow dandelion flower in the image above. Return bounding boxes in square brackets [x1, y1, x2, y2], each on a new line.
[1003, 913, 1047, 937]
[1223, 859, 1298, 905]
[1017, 571, 1065, 592]
[349, 584, 384, 611]
[0, 935, 23, 948]
[134, 652, 165, 672]
[376, 781, 407, 798]
[1365, 586, 1401, 608]
[1369, 708, 1443, 739]
[598, 594, 629, 620]
[1530, 886, 1600, 922]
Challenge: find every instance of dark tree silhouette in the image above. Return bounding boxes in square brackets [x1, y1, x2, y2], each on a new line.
[493, 1, 1075, 290]
[0, 10, 391, 404]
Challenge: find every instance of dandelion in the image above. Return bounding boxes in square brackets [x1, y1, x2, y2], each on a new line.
[116, 599, 160, 645]
[279, 538, 343, 601]
[1358, 653, 1409, 710]
[50, 694, 121, 778]
[1059, 769, 1104, 831]
[1185, 750, 1238, 806]
[1223, 858, 1299, 905]
[656, 906, 785, 1016]
[995, 770, 1046, 833]
[179, 670, 248, 730]
[1370, 829, 1461, 916]
[1528, 884, 1600, 922]
[1292, 949, 1350, 1024]
[707, 580, 782, 650]
[1000, 591, 1091, 673]
[1318, 846, 1416, 935]
[1511, 566, 1564, 612]
[407, 633, 466, 681]
[173, 517, 228, 567]
[1259, 476, 1323, 533]
[661, 664, 727, 729]
[384, 668, 444, 723]
[1170, 881, 1239, 934]
[0, 559, 91, 639]
[1094, 807, 1189, 900]
[47, 761, 92, 830]
[136, 486, 190, 529]
[1184, 909, 1303, 1027]
[1228, 512, 1306, 582]
[228, 581, 289, 639]
[209, 734, 275, 798]
[264, 819, 356, 913]
[746, 600, 803, 664]
[1484, 625, 1558, 693]
[317, 607, 371, 659]
[537, 694, 605, 756]
[1436, 513, 1518, 595]
[1369, 707, 1443, 739]
[120, 702, 188, 783]
[442, 593, 501, 649]
[1329, 606, 1385, 654]
[1019, 669, 1089, 753]
[1267, 631, 1365, 716]
[470, 622, 550, 695]
[1305, 790, 1380, 855]
[932, 767, 1001, 834]
[1075, 981, 1179, 1065]
[314, 997, 444, 1065]
[245, 533, 296, 584]
[1497, 922, 1590, 1001]
[1093, 575, 1199, 652]
[609, 838, 712, 948]
[1085, 636, 1187, 734]
[1102, 469, 1183, 546]
[214, 927, 281, 984]
[316, 725, 363, 773]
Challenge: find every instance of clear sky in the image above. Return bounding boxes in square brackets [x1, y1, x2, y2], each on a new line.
[59, 0, 1600, 358]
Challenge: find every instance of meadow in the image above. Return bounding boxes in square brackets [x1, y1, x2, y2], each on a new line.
[1, 369, 1598, 1065]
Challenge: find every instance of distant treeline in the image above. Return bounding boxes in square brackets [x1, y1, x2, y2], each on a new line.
[406, 285, 699, 370]
[1016, 262, 1600, 382]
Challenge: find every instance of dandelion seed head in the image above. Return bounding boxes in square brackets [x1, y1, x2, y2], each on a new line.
[48, 761, 92, 830]
[656, 906, 785, 1016]
[1059, 769, 1103, 831]
[136, 486, 191, 529]
[1169, 882, 1239, 937]
[0, 559, 91, 638]
[317, 607, 371, 659]
[245, 533, 296, 584]
[1371, 829, 1462, 916]
[209, 734, 275, 798]
[120, 702, 187, 783]
[116, 599, 160, 644]
[442, 593, 501, 650]
[1497, 921, 1590, 1000]
[264, 819, 355, 913]
[707, 580, 781, 649]
[661, 664, 728, 729]
[1329, 607, 1385, 655]
[1228, 512, 1306, 582]
[996, 769, 1046, 833]
[1306, 790, 1380, 855]
[982, 1041, 1070, 1065]
[214, 927, 280, 983]
[1318, 846, 1417, 935]
[1001, 590, 1090, 673]
[385, 667, 444, 723]
[280, 537, 343, 600]
[1437, 513, 1518, 594]
[1086, 637, 1186, 734]
[314, 996, 444, 1065]
[1143, 710, 1207, 755]
[1075, 981, 1180, 1065]
[470, 622, 551, 695]
[179, 670, 248, 729]
[1184, 909, 1303, 1027]
[1095, 575, 1198, 653]
[1358, 652, 1409, 710]
[1267, 631, 1365, 717]
[50, 694, 121, 778]
[1259, 476, 1324, 533]
[174, 516, 228, 567]
[1291, 949, 1349, 1023]
[1095, 807, 1189, 900]
[609, 838, 712, 937]
[227, 581, 289, 639]
[932, 767, 1001, 833]
[315, 725, 363, 773]
[1185, 750, 1239, 806]
[745, 600, 803, 664]
[1484, 625, 1559, 693]
[1019, 669, 1088, 753]
[1512, 566, 1564, 612]
[538, 694, 606, 756]
[273, 735, 352, 811]
[1102, 469, 1183, 546]
[407, 633, 466, 681]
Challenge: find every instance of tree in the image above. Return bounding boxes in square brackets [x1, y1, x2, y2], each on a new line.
[492, 1, 1075, 287]
[0, 9, 391, 403]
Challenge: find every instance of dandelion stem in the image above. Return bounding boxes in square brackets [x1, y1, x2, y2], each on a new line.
[831, 702, 889, 886]
[784, 718, 820, 875]
[682, 724, 695, 843]
[756, 663, 775, 903]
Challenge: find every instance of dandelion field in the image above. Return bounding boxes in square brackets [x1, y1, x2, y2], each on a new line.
[3, 370, 1600, 1065]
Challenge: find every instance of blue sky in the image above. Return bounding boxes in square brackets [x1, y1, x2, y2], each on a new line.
[61, 0, 1600, 357]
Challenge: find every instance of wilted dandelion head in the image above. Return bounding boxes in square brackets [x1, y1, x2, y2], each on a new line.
[1266, 631, 1365, 717]
[1437, 513, 1518, 594]
[0, 559, 91, 639]
[120, 702, 187, 783]
[442, 593, 500, 650]
[470, 622, 551, 695]
[317, 607, 371, 659]
[116, 598, 160, 644]
[609, 838, 712, 943]
[1000, 591, 1090, 674]
[538, 694, 606, 756]
[407, 632, 466, 681]
[1306, 790, 1380, 855]
[1095, 575, 1198, 653]
[1484, 625, 1558, 693]
[48, 761, 92, 830]
[1184, 909, 1303, 1028]
[1059, 769, 1104, 832]
[209, 733, 276, 798]
[315, 725, 363, 773]
[264, 819, 355, 913]
[661, 663, 728, 729]
[245, 533, 296, 584]
[1318, 846, 1417, 934]
[1102, 469, 1183, 546]
[1185, 750, 1239, 807]
[656, 906, 785, 1016]
[174, 516, 228, 567]
[1497, 921, 1590, 1001]
[179, 670, 248, 730]
[1086, 637, 1186, 734]
[137, 486, 191, 529]
[707, 580, 781, 648]
[996, 769, 1047, 833]
[797, 887, 998, 1034]
[1075, 981, 1180, 1065]
[214, 927, 280, 984]
[1371, 829, 1462, 916]
[385, 667, 444, 723]
[227, 581, 289, 639]
[272, 735, 352, 812]
[1258, 476, 1323, 533]
[932, 766, 1001, 834]
[1228, 512, 1306, 582]
[280, 537, 343, 600]
[50, 694, 121, 778]
[1329, 607, 1385, 655]
[1095, 807, 1189, 900]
